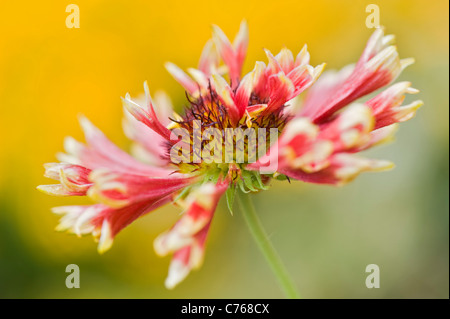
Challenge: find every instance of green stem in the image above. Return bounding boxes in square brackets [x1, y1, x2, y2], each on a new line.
[236, 191, 301, 299]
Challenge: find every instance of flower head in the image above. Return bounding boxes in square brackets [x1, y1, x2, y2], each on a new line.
[38, 22, 422, 289]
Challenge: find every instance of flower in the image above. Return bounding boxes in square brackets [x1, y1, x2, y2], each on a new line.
[38, 22, 422, 289]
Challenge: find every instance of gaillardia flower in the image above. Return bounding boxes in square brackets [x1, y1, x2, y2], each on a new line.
[38, 22, 422, 289]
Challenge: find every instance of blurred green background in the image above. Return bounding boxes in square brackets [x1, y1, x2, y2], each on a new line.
[0, 0, 448, 298]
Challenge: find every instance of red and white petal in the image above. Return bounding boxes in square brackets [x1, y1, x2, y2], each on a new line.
[279, 153, 394, 186]
[165, 62, 199, 96]
[374, 100, 423, 128]
[198, 39, 220, 76]
[122, 112, 168, 167]
[164, 239, 206, 289]
[300, 64, 355, 117]
[266, 72, 295, 112]
[154, 182, 226, 255]
[212, 21, 248, 87]
[122, 82, 173, 142]
[234, 61, 266, 113]
[248, 117, 331, 173]
[365, 81, 423, 129]
[294, 44, 310, 67]
[212, 25, 235, 70]
[318, 104, 375, 152]
[280, 118, 333, 172]
[275, 48, 295, 74]
[154, 181, 227, 288]
[152, 90, 174, 125]
[287, 63, 325, 99]
[211, 74, 240, 123]
[264, 49, 283, 76]
[187, 68, 210, 92]
[52, 205, 101, 235]
[87, 168, 195, 208]
[249, 61, 269, 102]
[59, 116, 171, 177]
[356, 28, 396, 69]
[299, 29, 413, 124]
[283, 94, 303, 116]
[122, 90, 173, 166]
[232, 20, 249, 77]
[37, 163, 93, 196]
[355, 124, 399, 152]
[53, 198, 173, 254]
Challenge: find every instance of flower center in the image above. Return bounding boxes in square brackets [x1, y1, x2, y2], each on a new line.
[166, 86, 290, 189]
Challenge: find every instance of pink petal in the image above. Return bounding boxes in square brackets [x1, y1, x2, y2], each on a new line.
[165, 62, 199, 96]
[122, 82, 173, 142]
[37, 163, 93, 196]
[52, 198, 173, 254]
[264, 49, 283, 75]
[365, 81, 423, 129]
[266, 72, 295, 112]
[234, 62, 266, 114]
[211, 74, 240, 123]
[198, 39, 220, 76]
[299, 29, 413, 124]
[275, 48, 295, 74]
[279, 153, 393, 186]
[87, 169, 195, 208]
[294, 44, 310, 67]
[60, 116, 172, 177]
[212, 21, 248, 88]
[154, 181, 228, 288]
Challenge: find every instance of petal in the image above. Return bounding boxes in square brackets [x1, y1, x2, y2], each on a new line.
[355, 124, 399, 152]
[318, 104, 375, 152]
[299, 29, 412, 124]
[154, 181, 227, 289]
[122, 111, 168, 167]
[279, 118, 333, 173]
[266, 72, 295, 112]
[187, 68, 210, 91]
[234, 61, 266, 113]
[232, 20, 249, 75]
[300, 64, 355, 116]
[294, 44, 310, 67]
[287, 63, 325, 98]
[87, 168, 195, 208]
[365, 81, 423, 129]
[275, 47, 295, 74]
[212, 22, 248, 87]
[249, 61, 269, 102]
[280, 153, 394, 186]
[211, 74, 240, 123]
[165, 62, 199, 96]
[198, 39, 220, 76]
[62, 115, 171, 177]
[356, 28, 396, 69]
[122, 82, 174, 142]
[152, 90, 174, 126]
[264, 48, 283, 75]
[37, 163, 93, 196]
[248, 117, 324, 173]
[122, 90, 173, 166]
[53, 198, 174, 254]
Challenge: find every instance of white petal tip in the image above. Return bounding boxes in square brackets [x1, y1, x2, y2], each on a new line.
[164, 259, 190, 290]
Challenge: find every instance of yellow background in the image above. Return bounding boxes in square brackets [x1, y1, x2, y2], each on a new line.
[0, 0, 448, 298]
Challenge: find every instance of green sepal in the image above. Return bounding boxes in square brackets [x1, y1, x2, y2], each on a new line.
[238, 179, 251, 193]
[173, 185, 192, 203]
[242, 171, 258, 192]
[225, 184, 236, 215]
[255, 172, 270, 190]
[274, 174, 288, 181]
